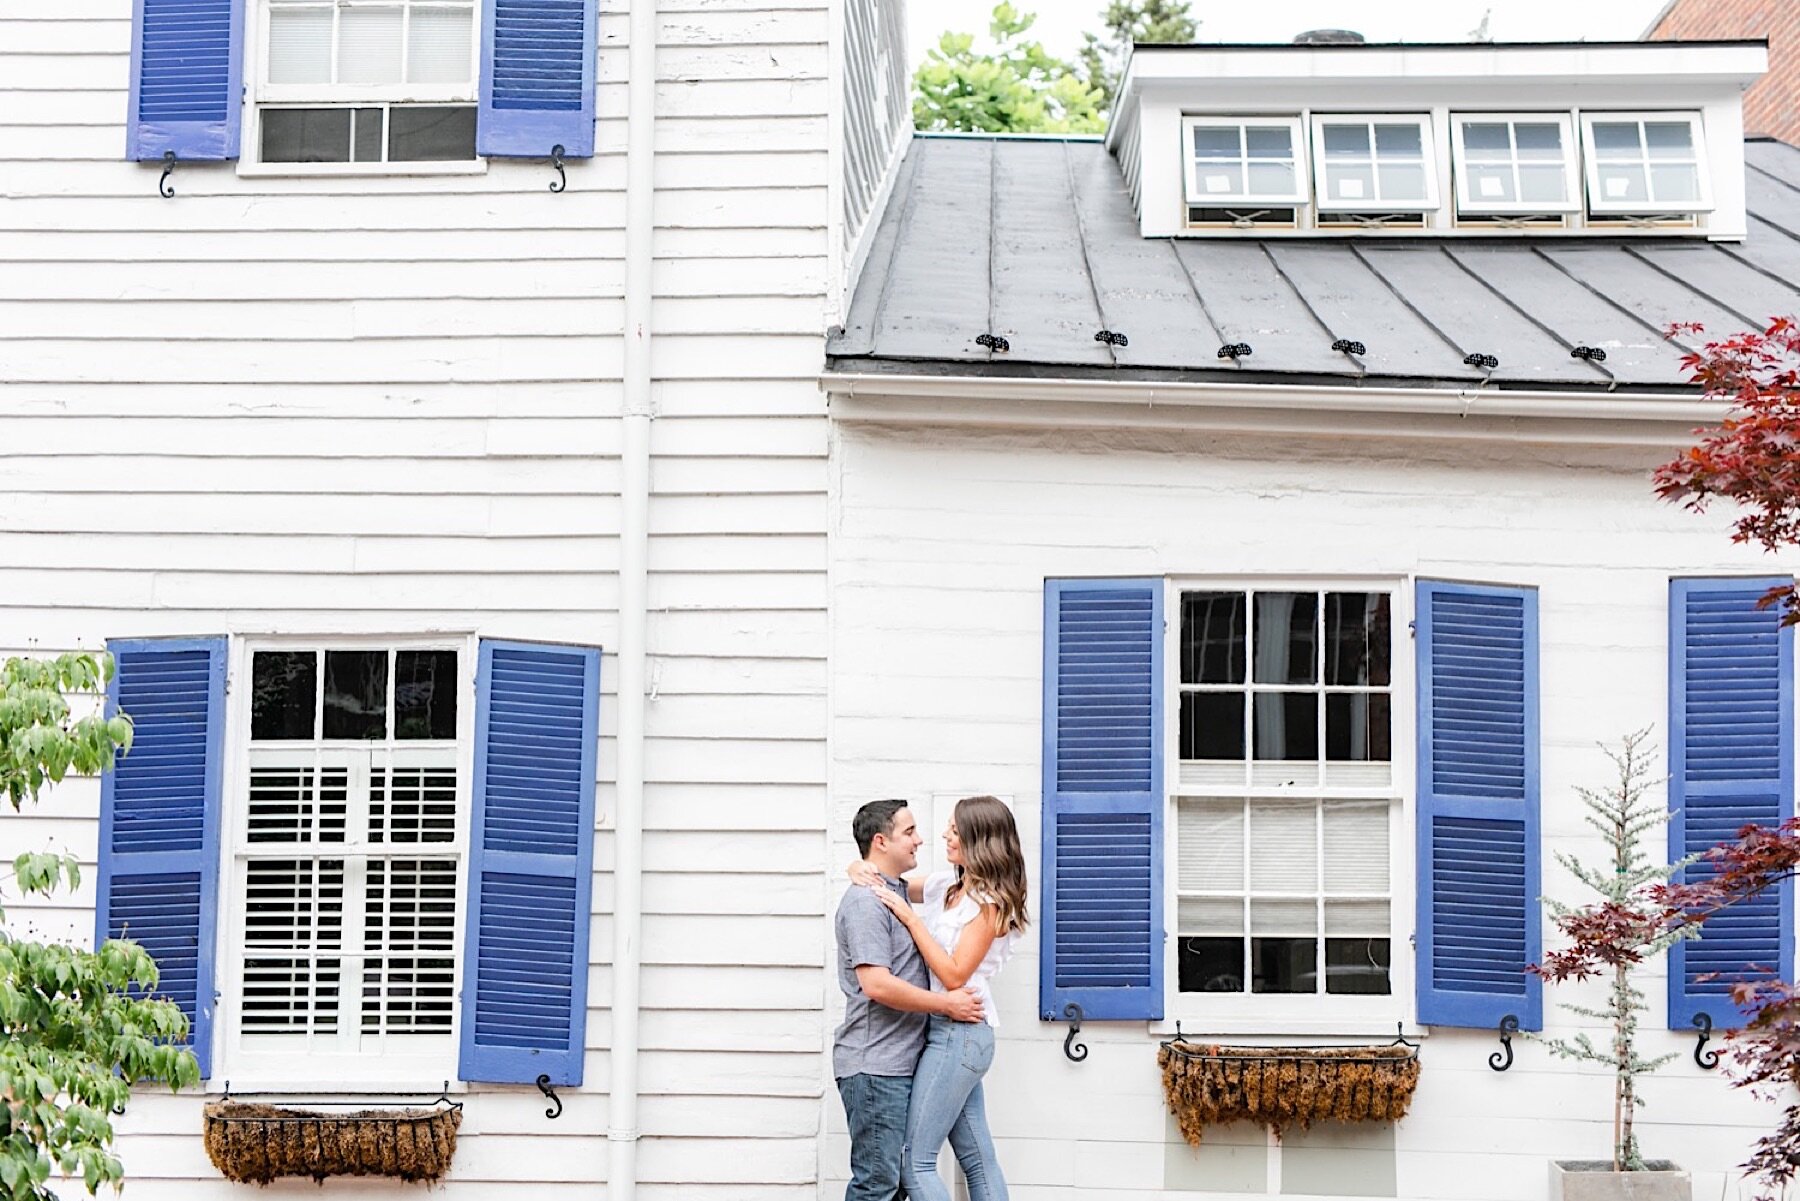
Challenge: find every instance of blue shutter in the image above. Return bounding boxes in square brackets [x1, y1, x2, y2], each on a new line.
[477, 0, 598, 158]
[128, 0, 242, 161]
[1039, 579, 1164, 1022]
[459, 639, 600, 1085]
[1668, 577, 1795, 1030]
[97, 637, 226, 1078]
[1415, 582, 1542, 1030]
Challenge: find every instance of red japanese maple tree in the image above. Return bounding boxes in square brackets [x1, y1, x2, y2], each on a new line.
[1536, 318, 1800, 1196]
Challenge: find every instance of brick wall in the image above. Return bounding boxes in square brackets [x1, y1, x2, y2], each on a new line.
[1651, 0, 1800, 144]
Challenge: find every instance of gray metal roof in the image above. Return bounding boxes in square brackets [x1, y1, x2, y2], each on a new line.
[827, 135, 1800, 391]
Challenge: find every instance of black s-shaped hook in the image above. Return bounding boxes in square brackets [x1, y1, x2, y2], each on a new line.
[1693, 1013, 1720, 1070]
[535, 1073, 563, 1119]
[159, 151, 176, 199]
[549, 144, 567, 193]
[1062, 1002, 1087, 1063]
[1489, 1013, 1519, 1072]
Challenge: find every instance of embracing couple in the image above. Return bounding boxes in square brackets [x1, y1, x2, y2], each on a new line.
[832, 796, 1029, 1201]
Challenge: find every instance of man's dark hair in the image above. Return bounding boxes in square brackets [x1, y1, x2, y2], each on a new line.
[853, 799, 909, 858]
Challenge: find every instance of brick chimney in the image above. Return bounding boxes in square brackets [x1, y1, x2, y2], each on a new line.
[1649, 0, 1796, 143]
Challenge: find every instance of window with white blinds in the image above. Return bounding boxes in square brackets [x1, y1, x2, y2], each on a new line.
[232, 645, 464, 1078]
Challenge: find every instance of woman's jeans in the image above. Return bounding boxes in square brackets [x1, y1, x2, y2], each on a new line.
[902, 1015, 1008, 1201]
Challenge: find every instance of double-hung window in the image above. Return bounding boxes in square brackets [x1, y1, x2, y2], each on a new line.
[1451, 114, 1581, 215]
[1310, 116, 1436, 213]
[257, 0, 479, 164]
[228, 642, 468, 1084]
[1183, 117, 1309, 207]
[1172, 586, 1405, 1021]
[1581, 112, 1711, 215]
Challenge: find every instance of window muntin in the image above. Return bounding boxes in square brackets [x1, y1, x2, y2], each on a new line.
[1182, 117, 1308, 206]
[233, 645, 464, 1076]
[1310, 116, 1436, 212]
[1177, 797, 1392, 996]
[1581, 112, 1711, 214]
[1451, 113, 1580, 214]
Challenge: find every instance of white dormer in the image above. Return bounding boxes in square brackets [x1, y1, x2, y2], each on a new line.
[1106, 40, 1767, 240]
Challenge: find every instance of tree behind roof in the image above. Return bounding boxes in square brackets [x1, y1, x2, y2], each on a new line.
[912, 3, 1105, 134]
[1078, 0, 1198, 115]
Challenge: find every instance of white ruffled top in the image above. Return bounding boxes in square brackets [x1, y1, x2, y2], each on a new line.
[919, 870, 1021, 1029]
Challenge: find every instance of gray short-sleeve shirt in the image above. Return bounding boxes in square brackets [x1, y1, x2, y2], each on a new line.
[832, 876, 929, 1079]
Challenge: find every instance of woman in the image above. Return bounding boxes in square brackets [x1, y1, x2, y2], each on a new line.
[850, 795, 1029, 1201]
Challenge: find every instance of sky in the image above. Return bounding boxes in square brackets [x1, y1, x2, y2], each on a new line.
[905, 0, 1674, 66]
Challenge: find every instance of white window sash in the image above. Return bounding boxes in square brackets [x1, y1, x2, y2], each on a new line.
[1309, 114, 1438, 214]
[1580, 111, 1713, 215]
[1182, 116, 1310, 206]
[1450, 112, 1582, 215]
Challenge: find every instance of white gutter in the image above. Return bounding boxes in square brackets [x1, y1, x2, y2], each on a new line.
[608, 0, 655, 1191]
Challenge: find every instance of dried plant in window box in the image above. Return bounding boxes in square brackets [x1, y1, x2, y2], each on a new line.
[1157, 1041, 1421, 1146]
[203, 1101, 462, 1185]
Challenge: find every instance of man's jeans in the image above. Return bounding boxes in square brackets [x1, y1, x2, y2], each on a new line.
[838, 1072, 912, 1201]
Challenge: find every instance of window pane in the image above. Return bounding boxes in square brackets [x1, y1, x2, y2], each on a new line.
[1514, 123, 1563, 160]
[1322, 124, 1369, 157]
[1179, 799, 1244, 890]
[1324, 593, 1389, 686]
[407, 5, 473, 83]
[1326, 693, 1391, 762]
[1645, 121, 1695, 158]
[1377, 163, 1426, 202]
[267, 6, 332, 83]
[1598, 163, 1649, 203]
[1461, 122, 1511, 159]
[1323, 800, 1388, 892]
[1179, 896, 1244, 935]
[1245, 160, 1295, 196]
[1374, 122, 1422, 157]
[252, 650, 317, 739]
[352, 107, 383, 162]
[1250, 897, 1317, 936]
[1192, 126, 1241, 158]
[394, 650, 458, 739]
[1591, 122, 1642, 159]
[1518, 163, 1566, 203]
[1328, 163, 1374, 202]
[1179, 936, 1245, 992]
[339, 4, 403, 84]
[1253, 592, 1316, 684]
[1324, 897, 1390, 936]
[261, 108, 351, 163]
[389, 106, 476, 161]
[1467, 163, 1514, 202]
[1249, 801, 1316, 891]
[1181, 592, 1245, 684]
[247, 765, 348, 842]
[1253, 692, 1316, 760]
[1251, 937, 1314, 993]
[1244, 126, 1292, 159]
[1196, 163, 1246, 195]
[372, 767, 458, 842]
[1325, 938, 1391, 994]
[1650, 164, 1700, 203]
[1180, 691, 1245, 760]
[323, 650, 388, 740]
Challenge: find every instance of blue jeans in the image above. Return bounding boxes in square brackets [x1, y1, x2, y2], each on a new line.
[838, 1072, 912, 1201]
[902, 1016, 1007, 1201]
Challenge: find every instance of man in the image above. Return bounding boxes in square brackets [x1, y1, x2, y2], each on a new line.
[834, 799, 983, 1201]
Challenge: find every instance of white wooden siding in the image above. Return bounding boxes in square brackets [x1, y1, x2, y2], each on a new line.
[0, 0, 831, 1193]
[826, 419, 1798, 1201]
[832, 0, 909, 313]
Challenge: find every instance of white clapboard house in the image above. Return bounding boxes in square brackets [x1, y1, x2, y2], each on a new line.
[7, 3, 1800, 1199]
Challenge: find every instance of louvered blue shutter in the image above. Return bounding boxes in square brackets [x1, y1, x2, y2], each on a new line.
[1415, 582, 1542, 1030]
[1668, 577, 1795, 1030]
[97, 637, 226, 1078]
[477, 0, 598, 158]
[460, 639, 599, 1085]
[1039, 579, 1164, 1022]
[128, 0, 242, 161]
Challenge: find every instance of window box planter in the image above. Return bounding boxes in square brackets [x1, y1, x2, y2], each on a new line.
[1550, 1161, 1692, 1201]
[203, 1101, 462, 1184]
[1158, 1042, 1421, 1145]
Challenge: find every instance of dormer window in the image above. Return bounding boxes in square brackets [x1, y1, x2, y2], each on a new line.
[1451, 114, 1580, 215]
[1183, 117, 1308, 206]
[1310, 116, 1435, 213]
[1581, 113, 1711, 215]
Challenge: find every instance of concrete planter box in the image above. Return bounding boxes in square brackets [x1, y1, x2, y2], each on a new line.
[1550, 1161, 1691, 1201]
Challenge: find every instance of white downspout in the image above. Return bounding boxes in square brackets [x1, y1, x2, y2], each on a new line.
[609, 0, 655, 1191]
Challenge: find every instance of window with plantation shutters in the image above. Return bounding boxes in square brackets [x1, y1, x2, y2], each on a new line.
[229, 644, 465, 1083]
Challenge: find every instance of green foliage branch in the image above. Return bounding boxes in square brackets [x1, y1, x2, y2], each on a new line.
[1077, 0, 1197, 114]
[912, 4, 1105, 135]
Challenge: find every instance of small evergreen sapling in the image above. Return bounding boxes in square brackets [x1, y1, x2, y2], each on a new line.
[1533, 729, 1691, 1173]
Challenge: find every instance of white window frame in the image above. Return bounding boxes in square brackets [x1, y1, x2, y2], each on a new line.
[1182, 116, 1310, 207]
[1580, 111, 1713, 215]
[1309, 114, 1438, 214]
[1450, 112, 1582, 215]
[244, 0, 484, 173]
[217, 633, 477, 1091]
[1159, 578, 1416, 1037]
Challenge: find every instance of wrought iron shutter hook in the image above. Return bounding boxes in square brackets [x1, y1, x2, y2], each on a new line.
[549, 145, 567, 193]
[536, 1073, 563, 1118]
[159, 151, 176, 199]
[1062, 1002, 1087, 1062]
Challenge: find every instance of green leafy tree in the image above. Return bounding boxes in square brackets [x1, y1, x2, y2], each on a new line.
[912, 4, 1105, 135]
[1, 653, 200, 1200]
[1078, 0, 1198, 115]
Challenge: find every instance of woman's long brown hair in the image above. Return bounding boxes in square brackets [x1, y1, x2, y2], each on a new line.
[952, 795, 1029, 937]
